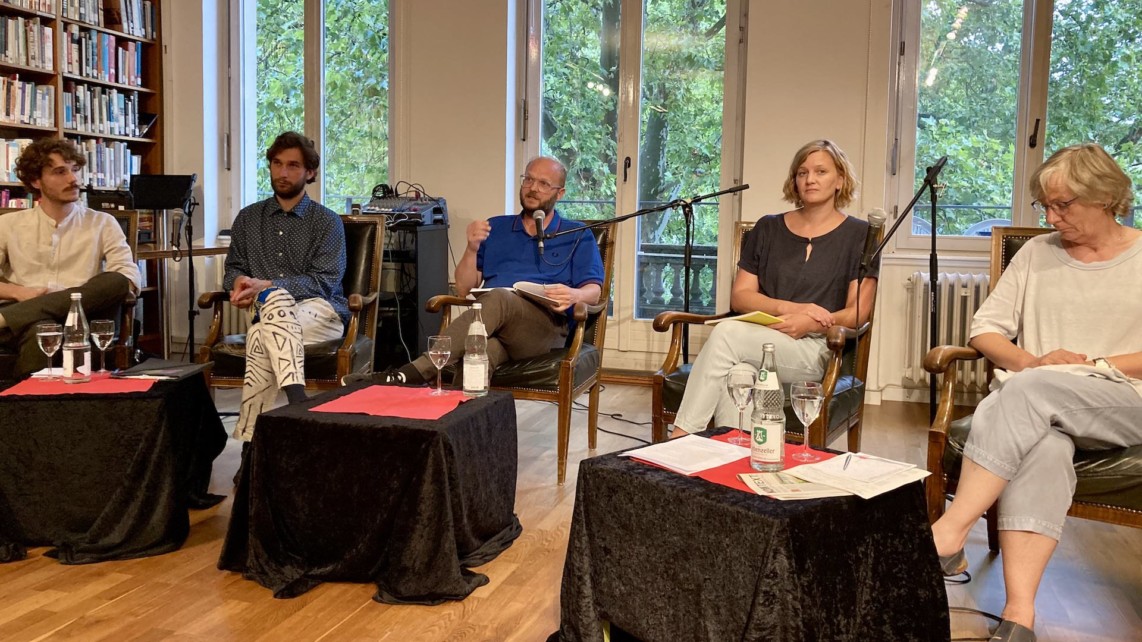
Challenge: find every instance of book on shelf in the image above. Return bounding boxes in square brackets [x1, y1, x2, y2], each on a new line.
[703, 310, 783, 327]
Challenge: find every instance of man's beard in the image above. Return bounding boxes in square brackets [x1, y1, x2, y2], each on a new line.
[273, 178, 307, 200]
[520, 190, 559, 214]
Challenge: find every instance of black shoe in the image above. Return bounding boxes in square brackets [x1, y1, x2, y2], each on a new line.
[341, 368, 407, 387]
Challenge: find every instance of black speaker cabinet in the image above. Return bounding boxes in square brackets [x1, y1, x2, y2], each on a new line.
[374, 222, 448, 369]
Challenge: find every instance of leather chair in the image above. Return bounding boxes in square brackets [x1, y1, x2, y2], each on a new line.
[924, 226, 1142, 551]
[426, 223, 615, 485]
[651, 221, 877, 451]
[0, 208, 138, 380]
[195, 215, 384, 391]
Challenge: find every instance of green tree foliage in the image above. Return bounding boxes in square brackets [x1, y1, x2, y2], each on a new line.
[256, 0, 389, 208]
[917, 0, 1141, 233]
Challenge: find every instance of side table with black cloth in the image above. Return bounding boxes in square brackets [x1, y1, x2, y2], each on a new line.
[218, 386, 522, 604]
[0, 374, 227, 564]
[553, 428, 950, 642]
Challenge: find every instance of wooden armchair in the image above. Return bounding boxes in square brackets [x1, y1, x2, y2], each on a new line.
[651, 221, 877, 450]
[426, 223, 615, 485]
[195, 215, 384, 391]
[0, 209, 138, 379]
[924, 226, 1142, 550]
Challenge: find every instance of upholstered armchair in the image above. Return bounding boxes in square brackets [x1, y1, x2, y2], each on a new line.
[196, 215, 384, 391]
[924, 226, 1142, 551]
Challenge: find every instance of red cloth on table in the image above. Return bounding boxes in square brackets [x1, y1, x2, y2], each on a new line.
[1, 373, 156, 396]
[309, 385, 469, 420]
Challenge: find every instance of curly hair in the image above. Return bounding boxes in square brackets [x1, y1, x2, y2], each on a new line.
[1030, 142, 1134, 219]
[266, 131, 320, 183]
[14, 138, 86, 196]
[781, 139, 859, 209]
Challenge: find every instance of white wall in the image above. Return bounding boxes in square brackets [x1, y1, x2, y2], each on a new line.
[164, 0, 968, 403]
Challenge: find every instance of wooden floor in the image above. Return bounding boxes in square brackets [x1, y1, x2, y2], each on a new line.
[1, 386, 1139, 641]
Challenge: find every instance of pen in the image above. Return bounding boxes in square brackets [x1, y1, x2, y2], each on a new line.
[843, 453, 852, 470]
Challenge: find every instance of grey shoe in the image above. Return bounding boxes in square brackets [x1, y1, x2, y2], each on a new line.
[990, 620, 1035, 642]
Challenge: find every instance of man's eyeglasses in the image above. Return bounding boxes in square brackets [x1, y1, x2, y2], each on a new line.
[520, 175, 563, 192]
[1031, 196, 1080, 215]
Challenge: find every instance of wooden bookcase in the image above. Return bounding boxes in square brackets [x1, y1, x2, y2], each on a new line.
[0, 1, 163, 199]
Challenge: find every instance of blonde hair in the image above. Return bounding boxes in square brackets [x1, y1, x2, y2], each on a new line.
[782, 139, 859, 209]
[1030, 142, 1134, 218]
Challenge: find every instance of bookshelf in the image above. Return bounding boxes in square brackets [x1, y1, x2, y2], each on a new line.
[0, 0, 162, 206]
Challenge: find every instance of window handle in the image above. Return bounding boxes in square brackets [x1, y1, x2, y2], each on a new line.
[1029, 118, 1040, 149]
[623, 157, 631, 183]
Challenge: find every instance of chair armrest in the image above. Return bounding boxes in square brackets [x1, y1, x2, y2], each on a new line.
[923, 345, 983, 374]
[651, 310, 729, 332]
[825, 321, 870, 351]
[426, 295, 471, 313]
[198, 291, 229, 308]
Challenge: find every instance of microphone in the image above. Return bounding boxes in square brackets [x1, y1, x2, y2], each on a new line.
[860, 208, 887, 274]
[533, 210, 545, 255]
[924, 156, 948, 185]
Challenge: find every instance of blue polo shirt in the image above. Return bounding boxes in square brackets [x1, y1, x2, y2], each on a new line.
[477, 211, 604, 319]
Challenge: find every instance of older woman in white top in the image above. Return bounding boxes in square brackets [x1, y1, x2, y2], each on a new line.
[931, 143, 1142, 642]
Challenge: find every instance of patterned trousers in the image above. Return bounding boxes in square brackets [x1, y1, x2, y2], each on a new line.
[233, 288, 343, 440]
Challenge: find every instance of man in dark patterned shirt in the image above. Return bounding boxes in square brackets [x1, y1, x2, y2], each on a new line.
[223, 131, 348, 441]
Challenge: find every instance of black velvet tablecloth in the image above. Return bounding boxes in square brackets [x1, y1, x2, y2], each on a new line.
[553, 429, 950, 642]
[0, 374, 227, 564]
[218, 385, 522, 604]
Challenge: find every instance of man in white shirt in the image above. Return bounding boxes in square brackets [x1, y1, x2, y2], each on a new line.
[0, 138, 141, 378]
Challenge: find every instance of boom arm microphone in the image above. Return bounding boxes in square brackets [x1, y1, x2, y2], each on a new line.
[533, 210, 545, 255]
[860, 208, 887, 274]
[924, 156, 948, 185]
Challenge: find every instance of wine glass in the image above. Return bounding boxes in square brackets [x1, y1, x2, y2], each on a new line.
[790, 381, 824, 462]
[725, 364, 756, 446]
[90, 319, 116, 375]
[426, 335, 451, 396]
[35, 322, 62, 381]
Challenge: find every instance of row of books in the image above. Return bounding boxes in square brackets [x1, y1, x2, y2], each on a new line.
[62, 23, 145, 86]
[1, 1, 55, 13]
[68, 135, 140, 189]
[1, 136, 30, 181]
[62, 0, 155, 40]
[1, 15, 53, 70]
[0, 73, 53, 126]
[63, 81, 147, 138]
[0, 188, 32, 208]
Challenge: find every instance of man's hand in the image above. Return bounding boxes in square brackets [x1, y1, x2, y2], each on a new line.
[769, 313, 826, 340]
[1028, 349, 1088, 369]
[466, 220, 491, 253]
[7, 285, 48, 302]
[541, 284, 579, 313]
[230, 276, 272, 309]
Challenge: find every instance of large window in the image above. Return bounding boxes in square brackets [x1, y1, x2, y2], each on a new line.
[250, 0, 389, 210]
[533, 0, 743, 340]
[894, 0, 1141, 245]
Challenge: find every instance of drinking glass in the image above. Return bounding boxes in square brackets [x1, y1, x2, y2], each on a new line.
[725, 365, 756, 446]
[790, 381, 824, 462]
[426, 335, 451, 396]
[35, 322, 62, 381]
[90, 319, 116, 374]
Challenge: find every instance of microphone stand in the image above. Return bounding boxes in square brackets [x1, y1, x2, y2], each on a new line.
[864, 156, 947, 423]
[183, 197, 199, 358]
[542, 183, 750, 359]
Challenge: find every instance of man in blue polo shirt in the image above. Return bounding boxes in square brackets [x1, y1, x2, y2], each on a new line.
[386, 156, 604, 384]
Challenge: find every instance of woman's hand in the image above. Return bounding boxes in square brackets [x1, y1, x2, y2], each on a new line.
[1028, 349, 1088, 369]
[788, 303, 834, 327]
[769, 313, 825, 340]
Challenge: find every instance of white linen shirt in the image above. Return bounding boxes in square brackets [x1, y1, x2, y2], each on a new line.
[0, 203, 141, 292]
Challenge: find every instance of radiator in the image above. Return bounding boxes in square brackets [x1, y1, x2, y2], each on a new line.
[905, 272, 990, 392]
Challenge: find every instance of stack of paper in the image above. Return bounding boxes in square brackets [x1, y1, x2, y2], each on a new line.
[738, 472, 851, 500]
[619, 435, 749, 476]
[784, 453, 930, 499]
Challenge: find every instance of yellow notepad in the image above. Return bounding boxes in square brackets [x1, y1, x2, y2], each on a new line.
[703, 311, 782, 326]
